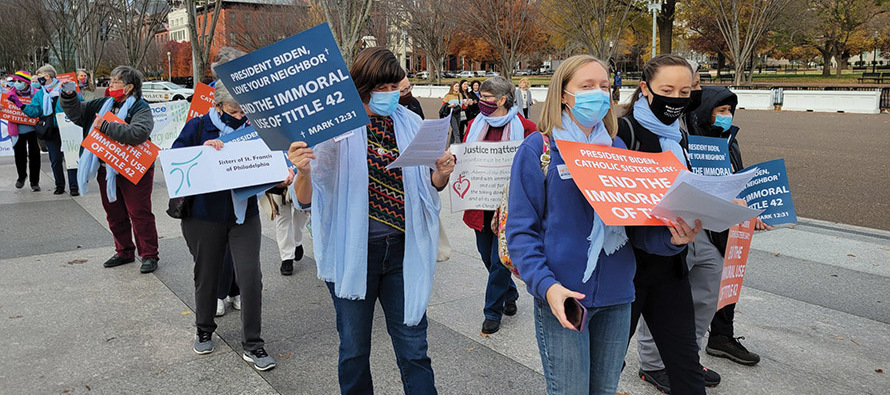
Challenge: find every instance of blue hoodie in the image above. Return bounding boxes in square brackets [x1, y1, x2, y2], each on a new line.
[506, 132, 684, 308]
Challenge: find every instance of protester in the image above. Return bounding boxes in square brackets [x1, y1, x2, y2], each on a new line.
[612, 71, 622, 102]
[171, 81, 282, 371]
[441, 81, 466, 144]
[678, 60, 702, 135]
[506, 54, 701, 394]
[398, 76, 424, 119]
[465, 80, 482, 120]
[616, 54, 709, 394]
[460, 79, 474, 131]
[258, 179, 309, 276]
[76, 68, 99, 100]
[462, 76, 536, 335]
[287, 47, 454, 394]
[60, 65, 159, 273]
[21, 64, 79, 195]
[514, 77, 535, 119]
[6, 70, 40, 190]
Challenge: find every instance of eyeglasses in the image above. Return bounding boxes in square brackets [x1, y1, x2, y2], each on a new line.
[400, 85, 412, 96]
[480, 94, 498, 101]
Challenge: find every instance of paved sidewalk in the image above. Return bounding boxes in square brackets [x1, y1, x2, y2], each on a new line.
[1, 154, 888, 394]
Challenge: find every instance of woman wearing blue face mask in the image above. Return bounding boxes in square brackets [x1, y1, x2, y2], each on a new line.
[461, 76, 537, 335]
[286, 47, 454, 394]
[506, 55, 698, 394]
[5, 70, 41, 190]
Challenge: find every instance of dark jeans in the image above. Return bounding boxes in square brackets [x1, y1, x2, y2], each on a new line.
[710, 303, 735, 337]
[13, 132, 40, 185]
[327, 234, 436, 395]
[217, 245, 240, 300]
[474, 212, 518, 321]
[629, 274, 704, 395]
[182, 215, 264, 351]
[449, 113, 463, 145]
[522, 107, 530, 119]
[97, 166, 159, 260]
[42, 137, 77, 191]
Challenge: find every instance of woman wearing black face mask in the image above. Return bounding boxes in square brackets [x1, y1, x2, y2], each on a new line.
[171, 81, 288, 371]
[616, 54, 709, 395]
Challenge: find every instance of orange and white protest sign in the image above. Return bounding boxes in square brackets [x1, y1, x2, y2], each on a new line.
[187, 82, 214, 121]
[80, 112, 159, 184]
[557, 140, 686, 226]
[717, 220, 755, 309]
[0, 93, 38, 125]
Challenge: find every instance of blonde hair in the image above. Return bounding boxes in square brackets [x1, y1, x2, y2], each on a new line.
[519, 77, 530, 89]
[539, 55, 617, 138]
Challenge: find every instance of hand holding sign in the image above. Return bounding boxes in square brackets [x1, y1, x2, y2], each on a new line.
[80, 112, 160, 184]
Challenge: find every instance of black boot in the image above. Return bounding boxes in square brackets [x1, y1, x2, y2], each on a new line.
[280, 259, 294, 276]
[707, 334, 761, 365]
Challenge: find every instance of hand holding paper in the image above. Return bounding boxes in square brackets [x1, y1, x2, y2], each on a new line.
[385, 115, 451, 170]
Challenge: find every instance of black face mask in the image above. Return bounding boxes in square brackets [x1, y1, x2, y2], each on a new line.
[37, 76, 47, 86]
[221, 111, 247, 129]
[686, 89, 702, 113]
[646, 83, 691, 125]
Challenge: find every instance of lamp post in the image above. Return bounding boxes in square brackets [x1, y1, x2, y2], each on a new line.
[647, 0, 662, 58]
[874, 31, 879, 73]
[167, 51, 172, 81]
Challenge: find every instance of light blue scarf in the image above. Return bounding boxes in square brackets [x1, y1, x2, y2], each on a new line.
[465, 105, 525, 143]
[77, 96, 136, 202]
[552, 111, 628, 282]
[633, 94, 685, 162]
[208, 109, 250, 224]
[42, 79, 61, 116]
[310, 105, 440, 326]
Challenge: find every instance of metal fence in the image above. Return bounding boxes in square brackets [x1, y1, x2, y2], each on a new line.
[881, 88, 890, 110]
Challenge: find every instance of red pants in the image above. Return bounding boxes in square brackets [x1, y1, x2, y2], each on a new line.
[97, 166, 159, 260]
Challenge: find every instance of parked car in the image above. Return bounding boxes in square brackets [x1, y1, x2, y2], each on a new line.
[474, 70, 487, 77]
[142, 81, 193, 102]
[515, 69, 531, 76]
[458, 70, 474, 78]
[484, 71, 500, 77]
[443, 71, 457, 78]
[416, 71, 430, 79]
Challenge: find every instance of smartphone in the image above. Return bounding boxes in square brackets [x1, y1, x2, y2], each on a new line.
[564, 297, 589, 332]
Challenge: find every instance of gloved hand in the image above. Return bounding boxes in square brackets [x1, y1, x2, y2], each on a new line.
[7, 94, 24, 108]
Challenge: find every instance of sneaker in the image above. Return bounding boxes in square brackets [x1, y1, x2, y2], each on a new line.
[15, 179, 24, 189]
[242, 348, 276, 371]
[482, 318, 500, 334]
[504, 300, 517, 316]
[294, 245, 304, 261]
[640, 369, 671, 393]
[216, 298, 226, 317]
[194, 331, 214, 354]
[70, 189, 79, 197]
[707, 334, 761, 366]
[231, 295, 241, 310]
[31, 184, 41, 192]
[103, 255, 135, 268]
[53, 187, 64, 194]
[140, 258, 159, 273]
[703, 366, 721, 387]
[280, 259, 294, 276]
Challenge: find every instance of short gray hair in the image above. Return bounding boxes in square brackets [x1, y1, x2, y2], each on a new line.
[480, 76, 515, 109]
[36, 64, 57, 78]
[211, 47, 248, 78]
[110, 66, 144, 98]
[687, 59, 700, 75]
[214, 80, 235, 104]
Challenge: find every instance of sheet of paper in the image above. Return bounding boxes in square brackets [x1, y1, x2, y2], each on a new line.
[665, 167, 758, 202]
[385, 115, 451, 170]
[651, 183, 763, 232]
[159, 139, 289, 198]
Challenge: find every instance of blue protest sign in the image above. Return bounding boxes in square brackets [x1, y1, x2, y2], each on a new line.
[738, 159, 797, 226]
[687, 135, 732, 176]
[218, 125, 261, 144]
[214, 23, 370, 151]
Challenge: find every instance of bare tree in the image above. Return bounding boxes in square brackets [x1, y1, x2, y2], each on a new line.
[228, 2, 315, 52]
[106, 0, 169, 69]
[0, 2, 50, 71]
[16, 0, 106, 71]
[456, 0, 537, 80]
[542, 0, 638, 63]
[186, 0, 224, 83]
[394, 0, 459, 84]
[698, 0, 795, 84]
[318, 0, 375, 66]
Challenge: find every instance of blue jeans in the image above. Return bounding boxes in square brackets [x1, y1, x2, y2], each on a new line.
[475, 224, 518, 321]
[327, 234, 436, 395]
[534, 298, 631, 395]
[42, 138, 77, 191]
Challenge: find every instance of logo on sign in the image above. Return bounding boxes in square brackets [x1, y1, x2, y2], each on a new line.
[168, 151, 203, 194]
[453, 174, 471, 198]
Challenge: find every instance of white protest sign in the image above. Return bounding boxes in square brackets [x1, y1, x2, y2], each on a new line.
[158, 139, 288, 198]
[448, 140, 522, 212]
[386, 115, 450, 170]
[0, 119, 14, 157]
[58, 113, 82, 169]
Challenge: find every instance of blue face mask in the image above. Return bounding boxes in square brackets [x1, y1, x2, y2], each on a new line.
[368, 90, 400, 116]
[564, 89, 611, 127]
[713, 114, 733, 132]
[13, 81, 26, 91]
[31, 81, 41, 90]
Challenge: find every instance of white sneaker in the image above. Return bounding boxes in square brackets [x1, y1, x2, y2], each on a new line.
[232, 295, 241, 310]
[216, 298, 226, 317]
